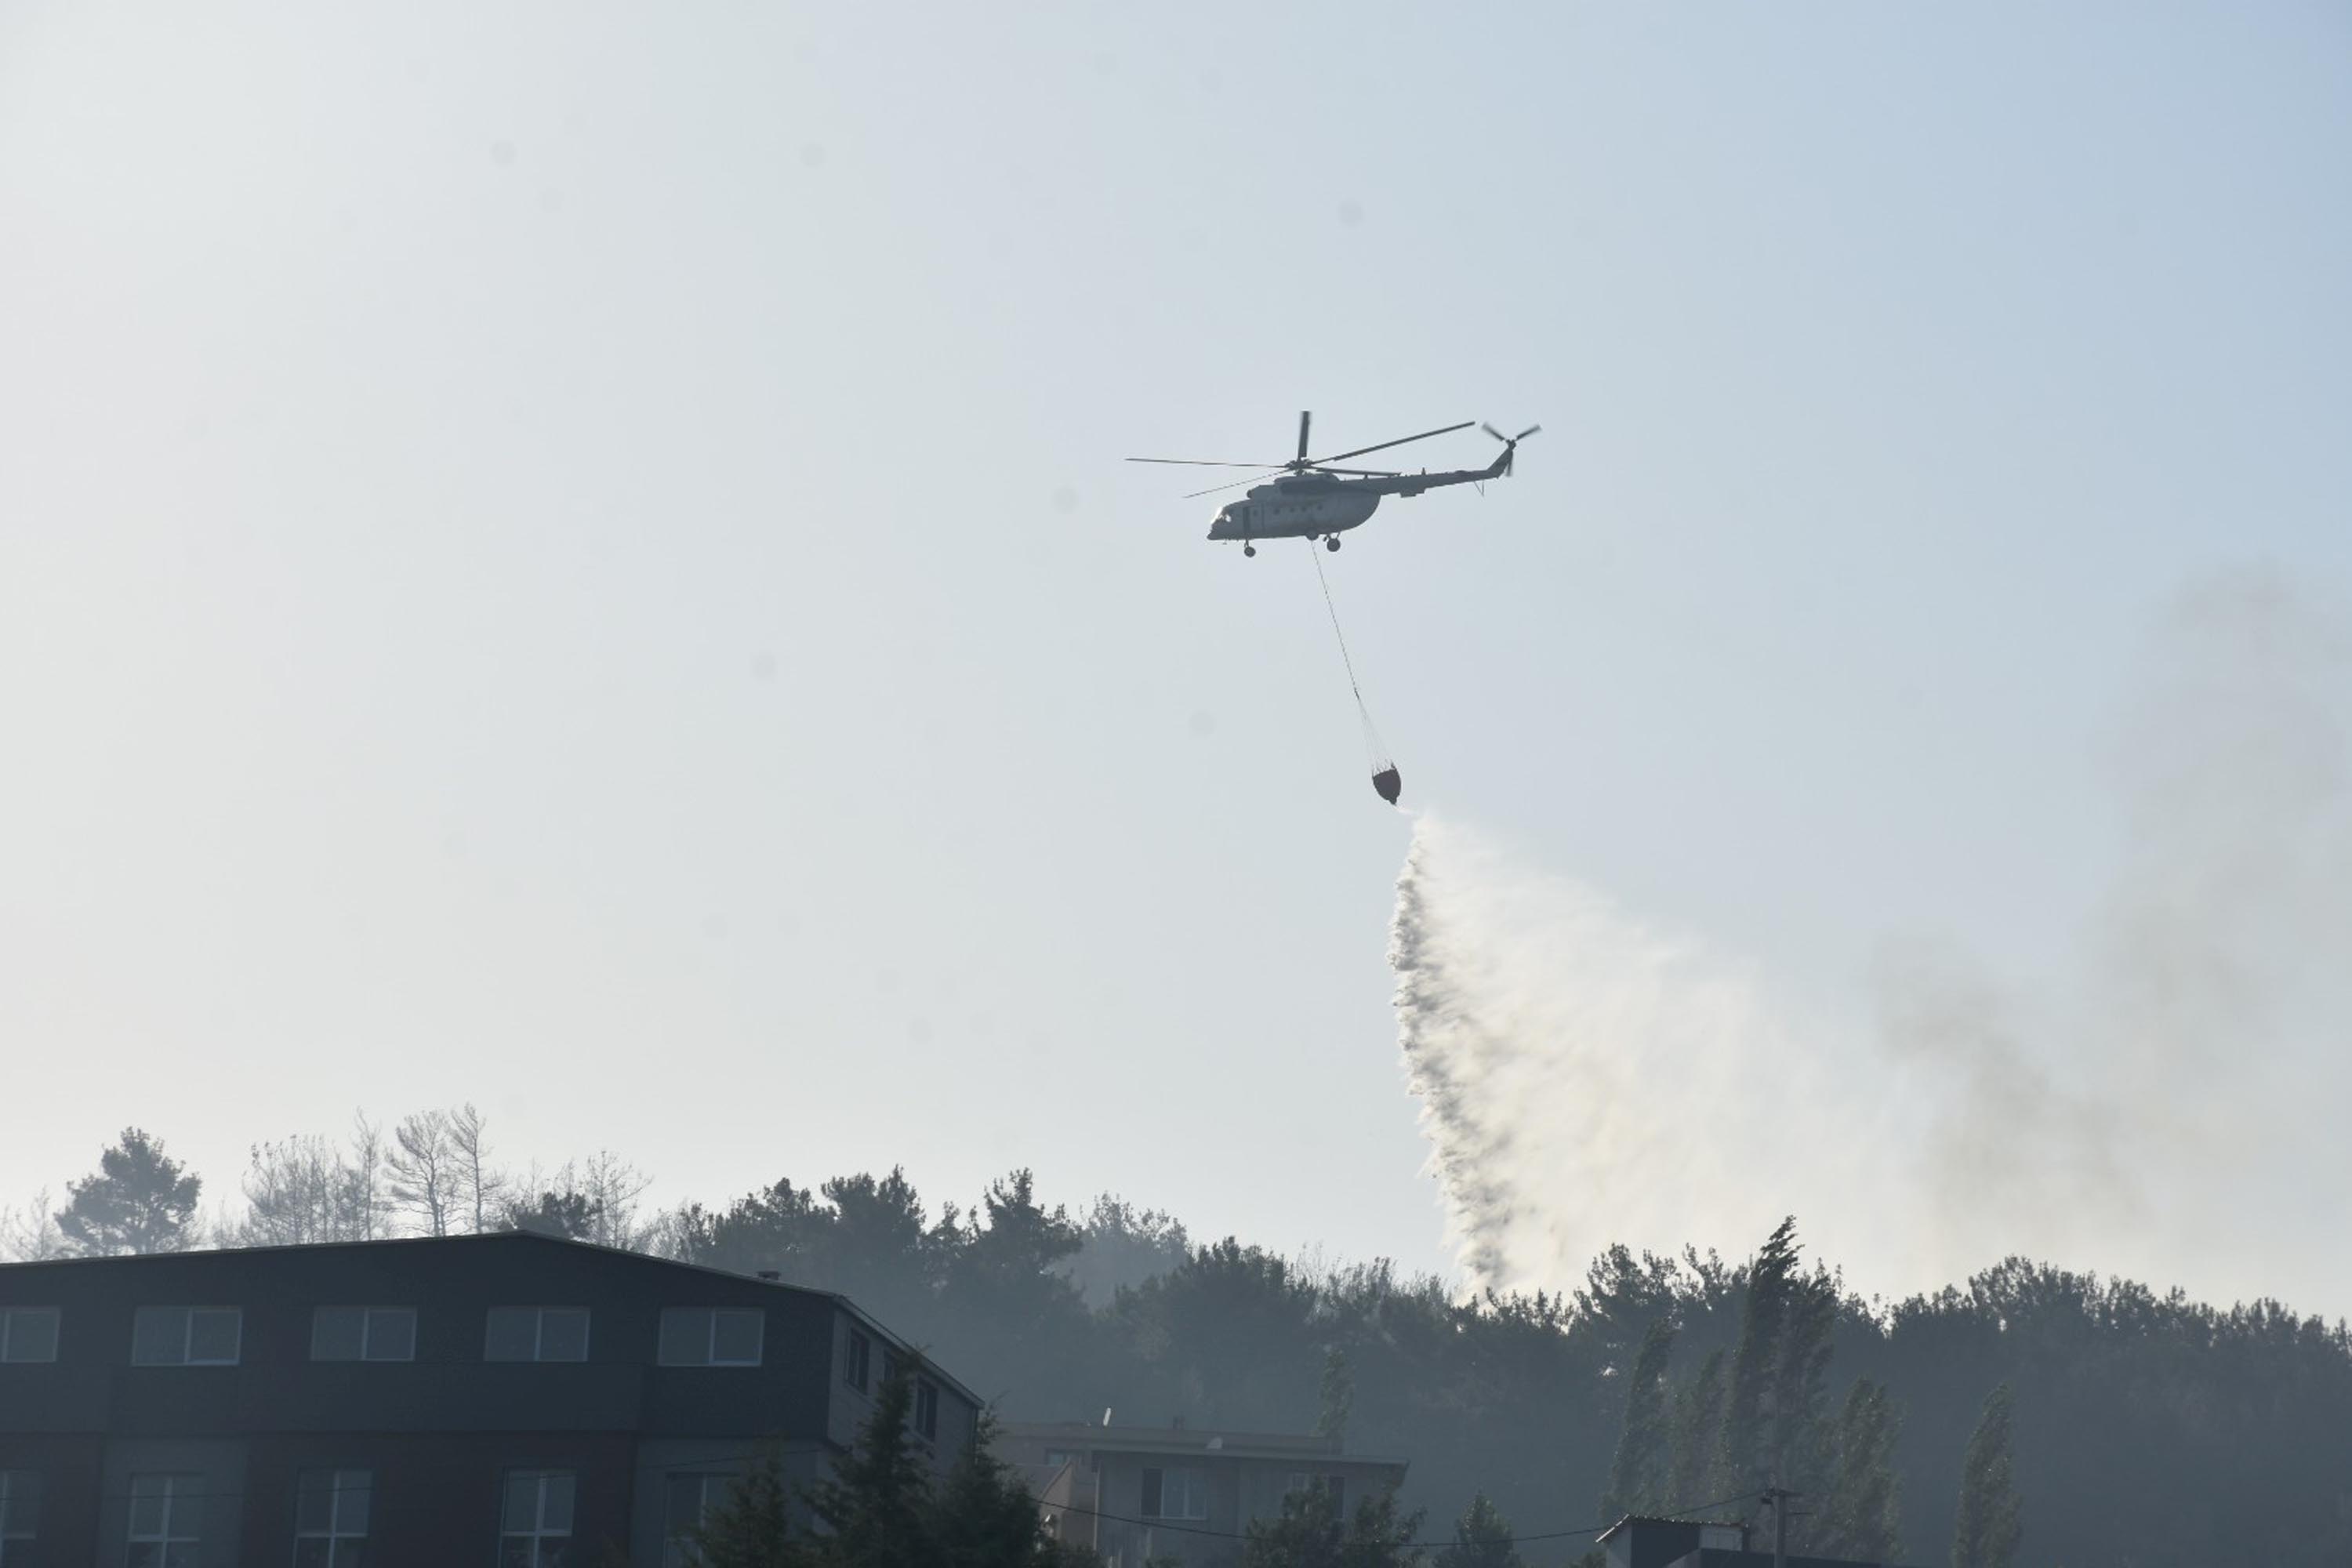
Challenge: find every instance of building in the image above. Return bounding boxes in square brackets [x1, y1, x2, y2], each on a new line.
[1600, 1514, 1910, 1568]
[0, 1231, 981, 1566]
[997, 1418, 1409, 1568]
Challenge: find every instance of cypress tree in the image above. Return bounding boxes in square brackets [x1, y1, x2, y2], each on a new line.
[1768, 1270, 1838, 1504]
[1715, 1217, 1801, 1495]
[1951, 1383, 2022, 1568]
[1602, 1319, 1678, 1519]
[1816, 1378, 1903, 1563]
[1668, 1349, 1728, 1510]
[1318, 1345, 1355, 1441]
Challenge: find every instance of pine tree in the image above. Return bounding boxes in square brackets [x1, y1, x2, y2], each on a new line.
[1814, 1379, 1902, 1563]
[801, 1357, 937, 1568]
[1715, 1217, 1800, 1496]
[1602, 1319, 1677, 1519]
[1951, 1384, 2022, 1568]
[56, 1128, 201, 1255]
[686, 1447, 805, 1568]
[932, 1414, 1067, 1568]
[1435, 1492, 1523, 1568]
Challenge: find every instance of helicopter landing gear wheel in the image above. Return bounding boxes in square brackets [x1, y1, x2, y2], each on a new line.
[1326, 535, 1341, 552]
[1243, 543, 1257, 557]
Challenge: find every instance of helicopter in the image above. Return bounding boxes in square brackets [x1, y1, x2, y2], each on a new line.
[1129, 411, 1541, 555]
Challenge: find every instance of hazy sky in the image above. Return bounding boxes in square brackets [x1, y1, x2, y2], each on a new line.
[4, 5, 2347, 1301]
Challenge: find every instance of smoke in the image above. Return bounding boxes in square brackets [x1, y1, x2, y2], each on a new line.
[1393, 568, 2352, 1309]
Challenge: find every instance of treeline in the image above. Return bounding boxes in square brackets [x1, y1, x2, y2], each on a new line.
[9, 1123, 2351, 1566]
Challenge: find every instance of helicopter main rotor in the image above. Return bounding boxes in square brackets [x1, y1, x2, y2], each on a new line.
[1128, 411, 1475, 496]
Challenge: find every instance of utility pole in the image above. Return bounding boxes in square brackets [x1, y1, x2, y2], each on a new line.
[1759, 1487, 1798, 1568]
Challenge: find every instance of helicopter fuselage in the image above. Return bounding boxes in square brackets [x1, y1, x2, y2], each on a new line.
[1207, 454, 1509, 544]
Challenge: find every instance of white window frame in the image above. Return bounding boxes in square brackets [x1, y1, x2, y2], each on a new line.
[913, 1379, 940, 1440]
[292, 1467, 371, 1564]
[132, 1305, 242, 1366]
[0, 1468, 40, 1563]
[1142, 1466, 1208, 1520]
[484, 1306, 590, 1363]
[127, 1472, 202, 1559]
[500, 1470, 575, 1567]
[658, 1307, 764, 1367]
[844, 1329, 871, 1392]
[0, 1308, 58, 1364]
[310, 1305, 416, 1363]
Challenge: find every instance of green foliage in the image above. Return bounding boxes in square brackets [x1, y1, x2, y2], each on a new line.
[505, 1189, 602, 1240]
[1667, 1349, 1727, 1511]
[1769, 1268, 1838, 1501]
[1601, 1319, 1676, 1519]
[1433, 1492, 1523, 1568]
[1319, 1346, 1356, 1441]
[68, 1126, 2352, 1568]
[935, 1414, 1083, 1568]
[1815, 1379, 1903, 1563]
[688, 1367, 1085, 1568]
[56, 1127, 200, 1255]
[1951, 1384, 2021, 1568]
[1715, 1216, 1801, 1495]
[1243, 1480, 1425, 1568]
[802, 1359, 937, 1567]
[687, 1447, 804, 1568]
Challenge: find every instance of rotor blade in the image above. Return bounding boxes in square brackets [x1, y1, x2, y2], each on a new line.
[1127, 457, 1294, 468]
[1311, 419, 1474, 466]
[1297, 411, 1312, 463]
[1183, 470, 1285, 499]
[1480, 423, 1507, 443]
[1316, 467, 1399, 477]
[1515, 423, 1543, 441]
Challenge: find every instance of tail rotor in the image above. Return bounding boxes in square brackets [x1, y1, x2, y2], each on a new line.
[1480, 422, 1542, 476]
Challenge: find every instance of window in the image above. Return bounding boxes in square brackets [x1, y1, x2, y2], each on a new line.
[1286, 1472, 1346, 1511]
[127, 1472, 201, 1566]
[662, 1474, 731, 1568]
[0, 1308, 57, 1363]
[1139, 1467, 1207, 1520]
[913, 1380, 940, 1441]
[311, 1306, 416, 1362]
[0, 1470, 41, 1565]
[485, 1307, 590, 1362]
[293, 1468, 371, 1567]
[843, 1329, 871, 1392]
[658, 1308, 763, 1367]
[131, 1307, 241, 1366]
[499, 1471, 574, 1567]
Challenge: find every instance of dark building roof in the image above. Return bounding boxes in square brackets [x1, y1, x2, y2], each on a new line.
[0, 1230, 987, 1564]
[0, 1229, 980, 1406]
